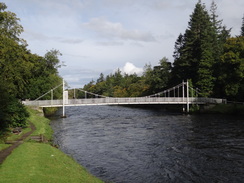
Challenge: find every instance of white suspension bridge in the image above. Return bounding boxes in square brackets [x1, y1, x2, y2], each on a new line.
[23, 80, 226, 117]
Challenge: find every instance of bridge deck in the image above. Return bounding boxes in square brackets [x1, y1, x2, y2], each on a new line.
[23, 97, 226, 107]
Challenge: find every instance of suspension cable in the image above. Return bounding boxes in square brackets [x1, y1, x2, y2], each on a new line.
[77, 88, 108, 98]
[34, 83, 63, 101]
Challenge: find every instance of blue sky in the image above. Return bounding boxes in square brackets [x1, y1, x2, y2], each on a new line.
[3, 0, 244, 88]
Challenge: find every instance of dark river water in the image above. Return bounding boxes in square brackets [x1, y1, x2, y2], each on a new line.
[50, 106, 244, 183]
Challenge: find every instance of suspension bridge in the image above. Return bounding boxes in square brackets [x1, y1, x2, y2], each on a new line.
[23, 80, 226, 116]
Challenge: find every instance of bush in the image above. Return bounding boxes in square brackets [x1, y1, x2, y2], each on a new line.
[0, 94, 29, 129]
[6, 98, 29, 127]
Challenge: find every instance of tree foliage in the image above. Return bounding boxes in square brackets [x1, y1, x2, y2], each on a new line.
[172, 2, 216, 96]
[171, 1, 232, 97]
[0, 3, 63, 130]
[81, 58, 171, 98]
[241, 15, 244, 36]
[219, 36, 244, 100]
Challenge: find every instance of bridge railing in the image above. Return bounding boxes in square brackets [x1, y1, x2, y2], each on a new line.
[68, 97, 193, 104]
[22, 99, 63, 106]
[23, 97, 226, 107]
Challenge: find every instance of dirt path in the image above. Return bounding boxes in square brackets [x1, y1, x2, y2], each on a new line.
[0, 122, 36, 164]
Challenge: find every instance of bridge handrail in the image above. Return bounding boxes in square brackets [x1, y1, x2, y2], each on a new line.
[23, 97, 226, 107]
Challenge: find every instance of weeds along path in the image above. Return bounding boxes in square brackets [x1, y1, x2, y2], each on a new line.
[0, 122, 36, 164]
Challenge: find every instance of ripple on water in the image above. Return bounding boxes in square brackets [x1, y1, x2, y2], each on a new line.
[51, 106, 244, 183]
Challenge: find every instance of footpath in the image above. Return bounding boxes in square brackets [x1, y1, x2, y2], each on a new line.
[0, 122, 36, 164]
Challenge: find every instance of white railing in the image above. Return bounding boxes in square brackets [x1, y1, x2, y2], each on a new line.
[22, 97, 226, 107]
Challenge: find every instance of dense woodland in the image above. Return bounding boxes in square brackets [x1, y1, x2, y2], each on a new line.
[0, 1, 244, 131]
[0, 3, 63, 131]
[82, 1, 244, 102]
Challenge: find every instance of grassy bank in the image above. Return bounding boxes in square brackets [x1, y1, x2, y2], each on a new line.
[0, 107, 104, 183]
[43, 107, 59, 117]
[27, 108, 53, 141]
[0, 143, 103, 183]
[200, 104, 244, 115]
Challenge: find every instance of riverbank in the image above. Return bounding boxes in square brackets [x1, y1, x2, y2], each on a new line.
[0, 107, 104, 183]
[120, 103, 244, 115]
[199, 103, 244, 115]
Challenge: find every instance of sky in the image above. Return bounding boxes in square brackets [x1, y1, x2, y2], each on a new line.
[3, 0, 244, 88]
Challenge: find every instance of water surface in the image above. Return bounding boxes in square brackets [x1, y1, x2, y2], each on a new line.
[51, 106, 244, 183]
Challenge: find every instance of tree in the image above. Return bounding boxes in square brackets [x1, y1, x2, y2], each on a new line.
[0, 80, 29, 130]
[210, 1, 231, 97]
[113, 69, 123, 86]
[44, 49, 63, 74]
[96, 73, 105, 83]
[143, 57, 171, 94]
[0, 3, 24, 44]
[171, 33, 188, 85]
[0, 3, 63, 131]
[241, 15, 244, 36]
[210, 1, 230, 62]
[0, 2, 32, 98]
[171, 1, 217, 96]
[219, 36, 244, 101]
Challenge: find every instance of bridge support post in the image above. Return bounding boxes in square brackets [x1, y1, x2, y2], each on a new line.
[182, 80, 185, 112]
[51, 89, 53, 106]
[186, 80, 189, 113]
[61, 79, 66, 118]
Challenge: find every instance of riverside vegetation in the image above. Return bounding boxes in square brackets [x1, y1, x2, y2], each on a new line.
[0, 108, 104, 183]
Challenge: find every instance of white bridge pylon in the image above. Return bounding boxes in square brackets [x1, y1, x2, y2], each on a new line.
[23, 79, 226, 116]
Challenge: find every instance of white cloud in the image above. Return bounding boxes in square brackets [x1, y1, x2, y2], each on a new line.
[120, 62, 143, 75]
[96, 41, 124, 46]
[83, 17, 156, 42]
[23, 30, 83, 44]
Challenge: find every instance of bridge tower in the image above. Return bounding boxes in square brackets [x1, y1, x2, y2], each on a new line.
[61, 79, 67, 118]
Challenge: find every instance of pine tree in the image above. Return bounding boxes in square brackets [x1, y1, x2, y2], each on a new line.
[241, 15, 244, 36]
[210, 1, 231, 97]
[171, 1, 216, 96]
[171, 33, 188, 85]
[210, 0, 223, 61]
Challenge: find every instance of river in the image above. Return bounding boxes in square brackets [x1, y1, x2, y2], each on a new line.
[50, 105, 244, 183]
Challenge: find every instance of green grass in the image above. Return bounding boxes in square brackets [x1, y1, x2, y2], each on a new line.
[0, 120, 32, 151]
[0, 144, 11, 151]
[6, 126, 31, 142]
[0, 107, 104, 182]
[0, 142, 104, 183]
[27, 108, 53, 141]
[43, 107, 59, 117]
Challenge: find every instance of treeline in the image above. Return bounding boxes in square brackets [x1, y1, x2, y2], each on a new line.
[0, 3, 63, 131]
[80, 57, 171, 98]
[82, 1, 244, 102]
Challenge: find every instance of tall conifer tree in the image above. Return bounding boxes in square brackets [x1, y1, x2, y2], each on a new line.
[172, 1, 216, 96]
[241, 15, 244, 36]
[210, 1, 231, 97]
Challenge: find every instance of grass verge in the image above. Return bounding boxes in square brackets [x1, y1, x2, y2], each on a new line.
[0, 107, 104, 183]
[6, 126, 31, 142]
[27, 108, 53, 141]
[0, 143, 104, 183]
[0, 144, 11, 151]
